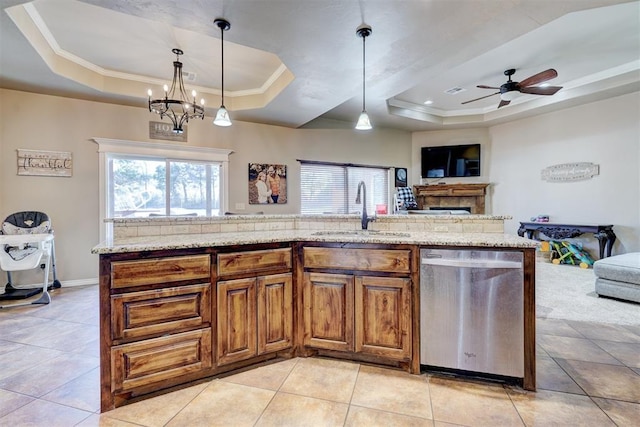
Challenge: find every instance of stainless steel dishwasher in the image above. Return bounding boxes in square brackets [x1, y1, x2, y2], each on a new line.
[420, 248, 524, 379]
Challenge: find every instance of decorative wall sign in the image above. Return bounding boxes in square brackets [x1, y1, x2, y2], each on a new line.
[248, 163, 287, 204]
[541, 162, 599, 182]
[17, 149, 73, 177]
[149, 121, 188, 142]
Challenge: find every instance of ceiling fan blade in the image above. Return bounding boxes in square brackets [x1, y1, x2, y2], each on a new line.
[498, 100, 511, 108]
[518, 69, 558, 87]
[461, 92, 500, 104]
[519, 85, 563, 96]
[477, 85, 500, 89]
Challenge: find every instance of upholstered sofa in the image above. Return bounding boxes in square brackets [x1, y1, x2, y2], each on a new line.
[593, 253, 640, 303]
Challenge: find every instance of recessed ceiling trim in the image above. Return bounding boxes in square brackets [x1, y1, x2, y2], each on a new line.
[231, 64, 292, 97]
[388, 64, 640, 127]
[7, 2, 294, 111]
[561, 60, 640, 91]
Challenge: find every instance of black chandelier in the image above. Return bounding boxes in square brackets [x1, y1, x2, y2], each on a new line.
[148, 48, 205, 134]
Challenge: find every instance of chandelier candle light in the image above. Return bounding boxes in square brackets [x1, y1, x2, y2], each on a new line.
[355, 24, 372, 130]
[148, 48, 205, 134]
[213, 18, 232, 127]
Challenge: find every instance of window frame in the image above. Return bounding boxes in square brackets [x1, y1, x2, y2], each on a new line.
[93, 138, 232, 241]
[299, 159, 392, 215]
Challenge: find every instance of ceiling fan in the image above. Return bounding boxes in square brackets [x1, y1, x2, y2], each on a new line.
[462, 68, 562, 108]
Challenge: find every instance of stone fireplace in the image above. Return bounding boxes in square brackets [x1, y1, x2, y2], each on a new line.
[413, 183, 489, 214]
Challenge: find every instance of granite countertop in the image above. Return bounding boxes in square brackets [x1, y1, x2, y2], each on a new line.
[92, 229, 538, 254]
[105, 213, 514, 223]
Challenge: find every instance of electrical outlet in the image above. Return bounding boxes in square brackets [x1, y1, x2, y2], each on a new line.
[235, 203, 245, 210]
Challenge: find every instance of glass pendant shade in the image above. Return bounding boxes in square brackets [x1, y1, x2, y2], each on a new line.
[214, 106, 232, 126]
[355, 111, 372, 130]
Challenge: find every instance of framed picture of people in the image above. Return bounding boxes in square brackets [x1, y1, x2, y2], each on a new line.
[248, 163, 287, 204]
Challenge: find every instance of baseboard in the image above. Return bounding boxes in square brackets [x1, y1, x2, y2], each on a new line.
[58, 278, 98, 288]
[3, 278, 98, 289]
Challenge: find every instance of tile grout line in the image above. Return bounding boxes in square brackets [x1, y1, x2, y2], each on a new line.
[425, 373, 437, 426]
[251, 357, 300, 426]
[342, 362, 362, 426]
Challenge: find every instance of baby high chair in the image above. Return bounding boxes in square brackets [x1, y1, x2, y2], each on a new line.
[0, 211, 61, 308]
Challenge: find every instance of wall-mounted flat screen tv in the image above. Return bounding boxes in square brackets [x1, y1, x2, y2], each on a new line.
[421, 144, 481, 178]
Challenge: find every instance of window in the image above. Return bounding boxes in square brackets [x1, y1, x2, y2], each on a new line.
[300, 161, 390, 214]
[93, 138, 232, 240]
[107, 155, 221, 217]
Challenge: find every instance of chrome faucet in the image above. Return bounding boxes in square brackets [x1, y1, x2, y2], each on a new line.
[355, 181, 375, 230]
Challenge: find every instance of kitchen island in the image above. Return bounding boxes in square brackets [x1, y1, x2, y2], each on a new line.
[93, 214, 537, 412]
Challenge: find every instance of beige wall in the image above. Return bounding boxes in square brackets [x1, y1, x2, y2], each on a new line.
[3, 88, 638, 284]
[489, 92, 640, 255]
[0, 89, 412, 283]
[413, 92, 640, 256]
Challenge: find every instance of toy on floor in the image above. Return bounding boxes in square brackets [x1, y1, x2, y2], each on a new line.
[547, 240, 595, 268]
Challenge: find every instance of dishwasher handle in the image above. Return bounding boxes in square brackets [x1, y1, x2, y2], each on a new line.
[421, 258, 522, 269]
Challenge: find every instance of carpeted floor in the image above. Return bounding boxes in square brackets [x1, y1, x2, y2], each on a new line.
[536, 261, 640, 325]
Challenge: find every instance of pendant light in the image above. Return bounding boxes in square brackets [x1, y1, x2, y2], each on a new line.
[214, 18, 232, 127]
[355, 24, 372, 130]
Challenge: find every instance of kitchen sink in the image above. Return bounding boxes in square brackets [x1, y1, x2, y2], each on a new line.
[311, 230, 411, 237]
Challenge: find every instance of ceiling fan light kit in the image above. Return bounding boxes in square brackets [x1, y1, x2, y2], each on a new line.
[147, 48, 205, 134]
[500, 91, 521, 102]
[213, 18, 232, 127]
[355, 24, 372, 130]
[463, 68, 563, 108]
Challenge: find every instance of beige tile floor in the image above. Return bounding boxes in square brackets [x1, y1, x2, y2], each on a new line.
[0, 285, 638, 426]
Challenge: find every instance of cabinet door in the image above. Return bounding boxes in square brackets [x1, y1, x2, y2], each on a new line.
[217, 278, 257, 366]
[355, 276, 411, 360]
[257, 273, 293, 354]
[303, 272, 354, 352]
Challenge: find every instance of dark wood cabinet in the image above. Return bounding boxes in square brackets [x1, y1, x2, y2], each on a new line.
[355, 275, 411, 360]
[258, 273, 294, 354]
[303, 272, 354, 351]
[217, 277, 257, 366]
[216, 248, 293, 367]
[111, 283, 211, 341]
[102, 252, 214, 411]
[217, 273, 293, 366]
[111, 328, 212, 393]
[98, 236, 538, 412]
[301, 245, 414, 366]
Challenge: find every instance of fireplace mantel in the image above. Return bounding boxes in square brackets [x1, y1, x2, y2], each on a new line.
[413, 183, 489, 214]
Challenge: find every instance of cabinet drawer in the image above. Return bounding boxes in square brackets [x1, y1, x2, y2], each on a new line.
[111, 283, 211, 341]
[111, 255, 211, 289]
[111, 328, 212, 393]
[218, 248, 291, 277]
[303, 247, 410, 274]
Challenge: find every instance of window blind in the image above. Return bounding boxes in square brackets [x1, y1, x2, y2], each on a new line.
[300, 162, 389, 215]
